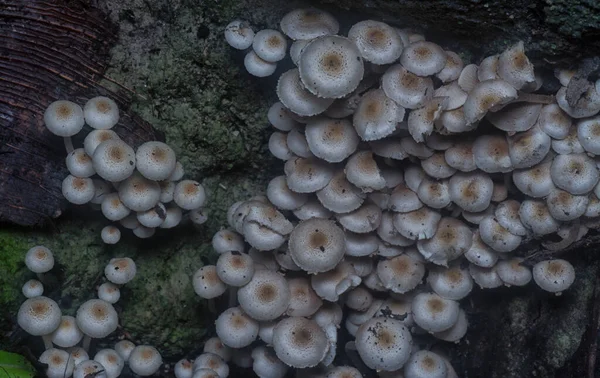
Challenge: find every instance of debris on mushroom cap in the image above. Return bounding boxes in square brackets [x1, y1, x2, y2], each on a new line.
[224, 20, 254, 50]
[355, 317, 412, 371]
[39, 348, 75, 378]
[348, 20, 404, 65]
[272, 317, 329, 368]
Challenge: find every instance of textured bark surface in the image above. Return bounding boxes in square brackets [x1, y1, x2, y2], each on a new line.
[0, 0, 163, 227]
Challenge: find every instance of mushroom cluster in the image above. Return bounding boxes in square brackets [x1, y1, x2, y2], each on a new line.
[43, 96, 207, 244]
[17, 246, 162, 378]
[213, 7, 589, 376]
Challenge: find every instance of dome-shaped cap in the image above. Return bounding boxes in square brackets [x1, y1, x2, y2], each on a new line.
[348, 20, 403, 65]
[101, 193, 130, 221]
[193, 353, 229, 378]
[267, 175, 308, 210]
[272, 317, 329, 368]
[135, 141, 176, 181]
[252, 346, 289, 378]
[215, 306, 258, 348]
[444, 140, 476, 172]
[507, 125, 551, 169]
[299, 36, 364, 99]
[44, 100, 85, 137]
[552, 126, 584, 154]
[67, 347, 89, 367]
[253, 29, 287, 63]
[556, 85, 600, 119]
[173, 180, 206, 210]
[73, 360, 106, 378]
[305, 118, 359, 162]
[469, 264, 503, 288]
[449, 171, 494, 212]
[345, 286, 373, 312]
[287, 127, 313, 158]
[533, 259, 575, 294]
[497, 41, 535, 90]
[353, 89, 404, 141]
[344, 150, 386, 192]
[22, 279, 43, 298]
[193, 265, 227, 299]
[337, 202, 382, 233]
[203, 337, 232, 362]
[513, 161, 555, 198]
[25, 245, 54, 273]
[98, 282, 121, 304]
[458, 63, 479, 92]
[277, 69, 334, 117]
[39, 348, 75, 378]
[411, 292, 459, 332]
[408, 97, 448, 143]
[94, 348, 125, 378]
[473, 134, 512, 173]
[403, 350, 448, 378]
[478, 55, 499, 81]
[377, 211, 414, 247]
[434, 82, 467, 110]
[393, 207, 441, 240]
[417, 217, 473, 266]
[284, 156, 334, 193]
[224, 20, 254, 50]
[290, 39, 312, 66]
[84, 130, 120, 157]
[519, 199, 559, 236]
[104, 257, 137, 284]
[280, 8, 339, 40]
[287, 277, 323, 317]
[539, 103, 571, 139]
[464, 231, 498, 268]
[269, 132, 294, 161]
[389, 184, 423, 213]
[355, 317, 412, 371]
[289, 218, 345, 273]
[51, 315, 83, 348]
[311, 260, 361, 302]
[436, 51, 464, 83]
[416, 177, 450, 209]
[496, 258, 532, 287]
[495, 199, 527, 236]
[382, 64, 434, 110]
[551, 153, 599, 195]
[116, 174, 161, 212]
[212, 228, 245, 254]
[238, 269, 290, 321]
[429, 264, 473, 302]
[546, 188, 589, 221]
[400, 41, 446, 76]
[377, 254, 425, 294]
[93, 139, 136, 182]
[18, 296, 62, 336]
[113, 341, 135, 363]
[129, 345, 162, 377]
[62, 175, 95, 205]
[76, 299, 118, 338]
[244, 51, 278, 77]
[66, 148, 95, 178]
[463, 80, 518, 126]
[84, 96, 120, 130]
[577, 116, 600, 154]
[267, 102, 300, 131]
[216, 251, 254, 287]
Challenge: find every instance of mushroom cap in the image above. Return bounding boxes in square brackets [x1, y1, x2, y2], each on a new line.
[355, 317, 412, 371]
[345, 286, 374, 312]
[268, 102, 300, 131]
[39, 348, 75, 378]
[76, 299, 118, 338]
[269, 132, 294, 161]
[496, 258, 532, 286]
[25, 245, 54, 273]
[193, 265, 227, 299]
[344, 150, 386, 192]
[68, 347, 90, 367]
[381, 64, 434, 110]
[117, 173, 161, 212]
[173, 180, 206, 210]
[464, 231, 499, 268]
[403, 350, 448, 378]
[272, 317, 329, 368]
[104, 257, 137, 284]
[289, 218, 345, 273]
[280, 8, 339, 40]
[18, 296, 62, 336]
[84, 96, 120, 130]
[337, 203, 382, 233]
[487, 102, 542, 133]
[513, 161, 555, 198]
[238, 269, 290, 321]
[427, 265, 473, 300]
[305, 118, 359, 162]
[556, 85, 600, 119]
[353, 89, 404, 141]
[299, 35, 364, 99]
[417, 217, 473, 266]
[287, 277, 323, 317]
[519, 199, 560, 236]
[252, 346, 289, 378]
[473, 134, 512, 173]
[285, 156, 334, 193]
[377, 254, 425, 294]
[532, 259, 575, 294]
[458, 63, 479, 92]
[94, 348, 125, 378]
[84, 130, 120, 157]
[51, 315, 83, 348]
[22, 279, 44, 298]
[393, 206, 441, 240]
[448, 171, 494, 212]
[445, 140, 476, 174]
[44, 100, 85, 137]
[316, 171, 365, 213]
[495, 200, 528, 236]
[216, 251, 255, 287]
[93, 139, 136, 182]
[98, 282, 121, 304]
[408, 97, 448, 143]
[73, 360, 107, 378]
[478, 55, 499, 81]
[507, 125, 551, 169]
[101, 193, 130, 221]
[551, 153, 599, 195]
[497, 41, 535, 89]
[478, 216, 522, 253]
[253, 29, 287, 62]
[215, 306, 259, 348]
[137, 203, 167, 228]
[290, 39, 312, 66]
[193, 353, 229, 378]
[348, 20, 404, 65]
[135, 141, 177, 181]
[243, 49, 278, 77]
[400, 41, 447, 76]
[433, 308, 469, 343]
[578, 116, 600, 154]
[287, 128, 313, 158]
[277, 69, 334, 117]
[203, 337, 232, 362]
[224, 20, 254, 50]
[62, 175, 95, 205]
[546, 188, 589, 221]
[411, 292, 460, 332]
[463, 79, 518, 126]
[66, 148, 95, 178]
[212, 228, 245, 254]
[436, 51, 464, 83]
[539, 103, 571, 139]
[128, 345, 162, 377]
[416, 177, 451, 209]
[469, 264, 503, 289]
[434, 82, 467, 110]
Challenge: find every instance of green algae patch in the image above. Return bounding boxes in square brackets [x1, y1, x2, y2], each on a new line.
[0, 229, 28, 311]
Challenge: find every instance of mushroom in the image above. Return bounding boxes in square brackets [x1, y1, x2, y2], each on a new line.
[272, 317, 329, 368]
[94, 348, 124, 378]
[224, 20, 254, 50]
[128, 345, 162, 377]
[215, 306, 259, 348]
[17, 296, 62, 349]
[39, 348, 75, 378]
[43, 100, 85, 153]
[354, 317, 412, 371]
[244, 50, 277, 77]
[76, 299, 119, 351]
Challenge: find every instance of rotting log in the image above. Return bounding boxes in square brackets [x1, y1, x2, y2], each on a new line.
[0, 0, 164, 227]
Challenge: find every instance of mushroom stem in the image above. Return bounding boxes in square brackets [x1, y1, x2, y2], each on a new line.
[82, 335, 92, 352]
[515, 92, 555, 104]
[42, 334, 54, 350]
[63, 137, 75, 154]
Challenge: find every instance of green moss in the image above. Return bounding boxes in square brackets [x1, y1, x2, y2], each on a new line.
[544, 0, 600, 39]
[0, 229, 28, 310]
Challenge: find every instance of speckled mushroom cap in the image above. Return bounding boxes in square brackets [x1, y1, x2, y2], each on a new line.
[487, 102, 541, 134]
[288, 218, 345, 273]
[539, 103, 571, 139]
[336, 203, 382, 233]
[513, 161, 555, 198]
[532, 259, 575, 294]
[66, 148, 95, 178]
[393, 206, 441, 241]
[305, 118, 359, 162]
[215, 306, 259, 348]
[496, 258, 532, 287]
[546, 188, 589, 221]
[284, 156, 334, 193]
[277, 69, 334, 117]
[76, 299, 118, 339]
[39, 348, 75, 378]
[253, 29, 287, 63]
[51, 315, 83, 348]
[44, 100, 85, 137]
[478, 216, 522, 253]
[84, 130, 120, 157]
[128, 345, 162, 377]
[193, 353, 229, 378]
[116, 173, 160, 212]
[376, 254, 425, 294]
[400, 41, 446, 76]
[252, 346, 289, 378]
[355, 317, 412, 371]
[473, 134, 512, 173]
[244, 50, 278, 77]
[267, 102, 300, 132]
[216, 251, 255, 287]
[403, 350, 448, 378]
[25, 246, 54, 274]
[427, 265, 473, 301]
[267, 175, 308, 210]
[272, 317, 329, 368]
[104, 257, 137, 285]
[348, 20, 403, 65]
[93, 139, 136, 182]
[437, 51, 464, 83]
[193, 265, 227, 299]
[173, 180, 206, 210]
[287, 277, 323, 317]
[448, 171, 494, 212]
[22, 279, 43, 298]
[135, 141, 176, 181]
[280, 8, 339, 40]
[463, 80, 518, 126]
[67, 347, 89, 369]
[84, 96, 120, 130]
[408, 97, 448, 143]
[353, 89, 404, 142]
[97, 282, 121, 304]
[238, 269, 290, 321]
[18, 296, 62, 336]
[344, 150, 387, 192]
[212, 228, 246, 254]
[224, 20, 254, 50]
[62, 175, 95, 205]
[112, 341, 134, 363]
[497, 41, 535, 90]
[417, 218, 473, 266]
[299, 35, 364, 99]
[326, 366, 362, 378]
[551, 153, 599, 195]
[411, 292, 460, 333]
[94, 348, 125, 378]
[382, 64, 434, 110]
[507, 125, 551, 169]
